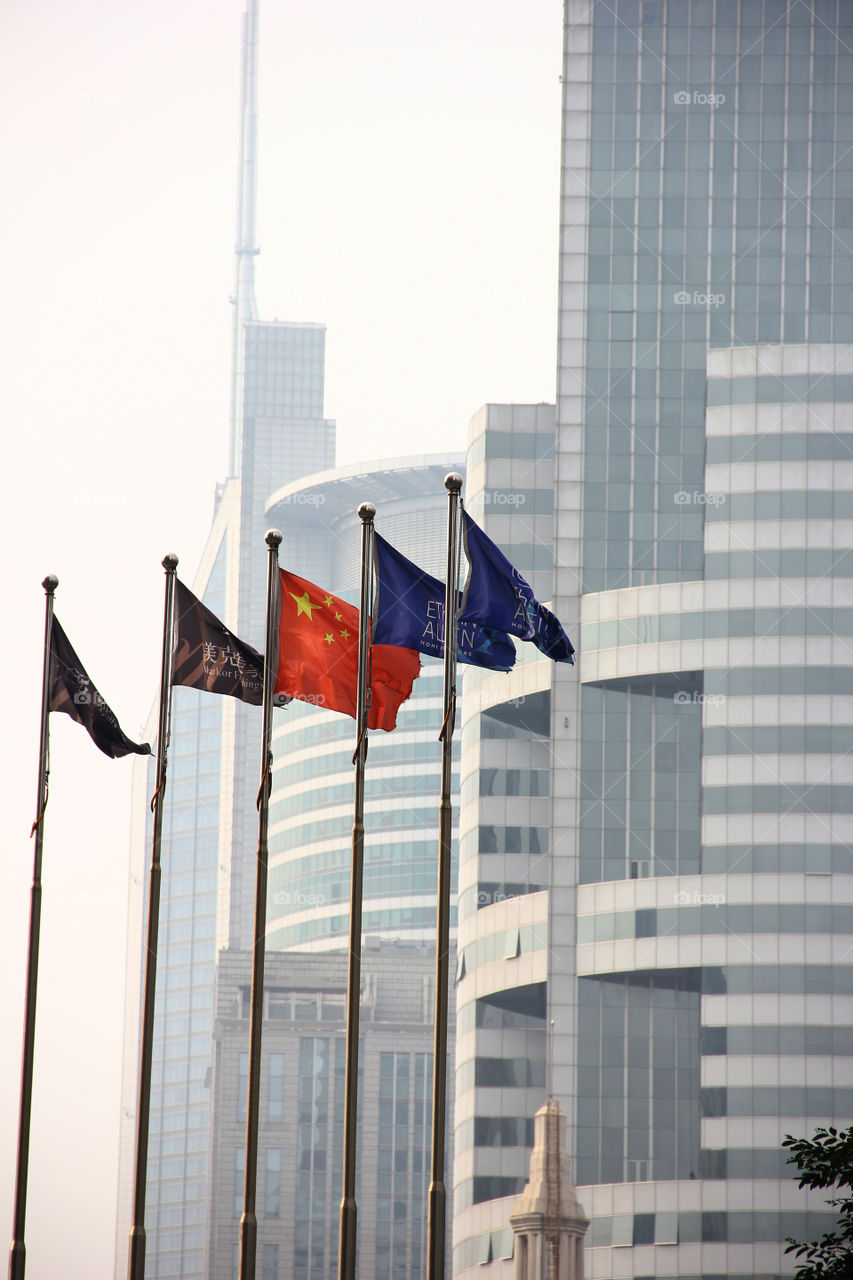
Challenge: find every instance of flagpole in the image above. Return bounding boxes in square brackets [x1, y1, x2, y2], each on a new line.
[427, 472, 463, 1280]
[238, 529, 282, 1280]
[338, 501, 375, 1280]
[128, 553, 178, 1280]
[9, 575, 57, 1280]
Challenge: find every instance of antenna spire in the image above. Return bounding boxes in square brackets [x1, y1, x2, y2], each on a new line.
[229, 0, 260, 478]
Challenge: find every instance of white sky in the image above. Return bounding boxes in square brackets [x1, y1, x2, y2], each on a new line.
[0, 1, 562, 1274]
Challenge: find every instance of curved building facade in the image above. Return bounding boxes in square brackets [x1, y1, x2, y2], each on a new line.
[200, 456, 464, 1280]
[263, 456, 464, 952]
[570, 342, 853, 1279]
[453, 404, 560, 1275]
[453, 4, 853, 1279]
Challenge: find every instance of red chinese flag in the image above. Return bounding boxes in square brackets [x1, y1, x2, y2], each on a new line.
[275, 570, 420, 731]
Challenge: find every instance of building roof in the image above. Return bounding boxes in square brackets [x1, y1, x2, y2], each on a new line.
[264, 452, 465, 523]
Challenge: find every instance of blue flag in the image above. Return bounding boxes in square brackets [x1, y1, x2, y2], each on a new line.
[372, 533, 516, 672]
[459, 512, 574, 664]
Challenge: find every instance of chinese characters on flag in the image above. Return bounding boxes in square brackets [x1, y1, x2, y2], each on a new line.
[172, 579, 266, 704]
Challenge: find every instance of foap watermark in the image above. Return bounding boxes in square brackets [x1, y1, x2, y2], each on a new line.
[673, 691, 725, 707]
[477, 890, 520, 907]
[674, 490, 726, 507]
[483, 490, 526, 508]
[295, 693, 326, 707]
[279, 492, 325, 507]
[672, 90, 726, 108]
[273, 890, 327, 907]
[72, 89, 126, 108]
[674, 289, 726, 308]
[673, 890, 725, 906]
[72, 684, 107, 708]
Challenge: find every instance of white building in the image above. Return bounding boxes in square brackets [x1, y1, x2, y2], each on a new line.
[452, 3, 853, 1279]
[114, 447, 464, 1279]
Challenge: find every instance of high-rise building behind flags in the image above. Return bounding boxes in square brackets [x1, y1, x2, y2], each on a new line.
[113, 0, 336, 1271]
[114, 6, 462, 1277]
[452, 4, 853, 1279]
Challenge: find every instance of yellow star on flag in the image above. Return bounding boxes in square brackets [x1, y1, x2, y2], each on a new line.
[290, 591, 321, 620]
[278, 568, 421, 732]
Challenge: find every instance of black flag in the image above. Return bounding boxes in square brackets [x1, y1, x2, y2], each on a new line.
[49, 618, 151, 758]
[172, 579, 266, 704]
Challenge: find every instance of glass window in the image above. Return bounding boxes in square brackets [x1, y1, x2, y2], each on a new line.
[262, 1243, 278, 1280]
[234, 1147, 245, 1218]
[264, 1148, 281, 1218]
[237, 1052, 248, 1124]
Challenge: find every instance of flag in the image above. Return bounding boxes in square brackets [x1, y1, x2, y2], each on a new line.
[172, 579, 268, 704]
[459, 511, 575, 664]
[372, 533, 515, 672]
[49, 618, 151, 757]
[275, 570, 420, 731]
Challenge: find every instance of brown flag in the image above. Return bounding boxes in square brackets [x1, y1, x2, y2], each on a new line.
[172, 579, 268, 704]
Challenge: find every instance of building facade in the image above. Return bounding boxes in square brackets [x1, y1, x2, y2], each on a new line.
[453, 2, 853, 1278]
[114, 317, 335, 1280]
[114, 445, 465, 1278]
[452, 404, 563, 1275]
[113, 2, 464, 1272]
[205, 943, 454, 1280]
[262, 458, 464, 954]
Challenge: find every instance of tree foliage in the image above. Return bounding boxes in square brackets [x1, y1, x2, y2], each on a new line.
[782, 1125, 853, 1280]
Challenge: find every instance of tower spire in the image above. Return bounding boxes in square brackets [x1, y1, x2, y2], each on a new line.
[229, 0, 260, 478]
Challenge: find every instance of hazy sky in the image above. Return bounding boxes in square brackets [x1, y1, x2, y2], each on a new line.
[1, 1, 561, 1274]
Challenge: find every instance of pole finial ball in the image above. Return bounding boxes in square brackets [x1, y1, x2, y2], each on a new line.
[42, 574, 59, 594]
[358, 502, 376, 522]
[162, 553, 179, 571]
[445, 472, 463, 494]
[266, 529, 283, 548]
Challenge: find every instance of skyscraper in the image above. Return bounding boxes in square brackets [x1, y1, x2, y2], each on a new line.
[195, 455, 462, 1280]
[453, 2, 853, 1277]
[113, 3, 335, 1272]
[113, 314, 334, 1278]
[114, 6, 465, 1273]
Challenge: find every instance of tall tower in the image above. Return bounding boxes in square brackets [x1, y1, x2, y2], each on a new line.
[229, 0, 259, 480]
[203, 457, 465, 1280]
[453, 2, 853, 1278]
[113, 2, 334, 1274]
[116, 7, 466, 1275]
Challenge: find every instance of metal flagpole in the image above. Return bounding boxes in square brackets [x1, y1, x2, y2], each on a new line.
[427, 472, 463, 1280]
[128, 553, 179, 1280]
[238, 529, 282, 1280]
[9, 574, 57, 1280]
[338, 501, 375, 1280]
